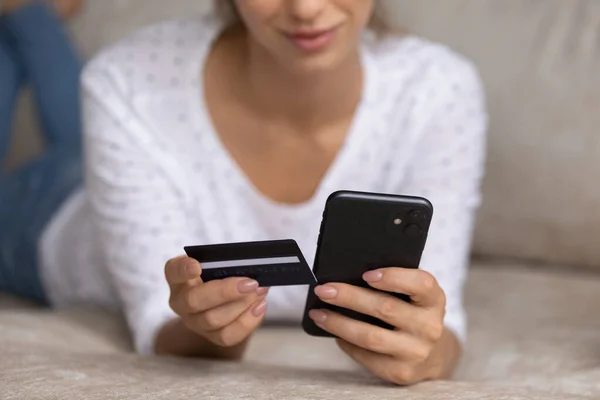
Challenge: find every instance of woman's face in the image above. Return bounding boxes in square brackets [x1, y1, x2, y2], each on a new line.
[233, 0, 375, 73]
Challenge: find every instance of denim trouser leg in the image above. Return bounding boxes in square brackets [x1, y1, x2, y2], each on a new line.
[0, 2, 83, 303]
[0, 21, 24, 161]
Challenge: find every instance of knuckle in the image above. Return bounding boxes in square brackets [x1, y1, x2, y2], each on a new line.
[411, 343, 432, 363]
[424, 321, 444, 342]
[377, 297, 398, 320]
[201, 309, 222, 329]
[363, 329, 385, 350]
[216, 328, 238, 348]
[420, 270, 436, 289]
[237, 313, 255, 333]
[392, 365, 416, 385]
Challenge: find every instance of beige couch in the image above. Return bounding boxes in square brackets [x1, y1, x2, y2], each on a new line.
[2, 1, 599, 398]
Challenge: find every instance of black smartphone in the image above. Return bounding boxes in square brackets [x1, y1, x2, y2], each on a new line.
[302, 190, 433, 337]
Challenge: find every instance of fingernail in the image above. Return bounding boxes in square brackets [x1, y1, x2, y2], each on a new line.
[363, 270, 383, 282]
[252, 300, 267, 317]
[238, 279, 259, 294]
[314, 285, 338, 299]
[309, 309, 328, 324]
[256, 287, 269, 296]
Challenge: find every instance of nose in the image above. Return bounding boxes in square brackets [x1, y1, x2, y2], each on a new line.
[288, 0, 326, 23]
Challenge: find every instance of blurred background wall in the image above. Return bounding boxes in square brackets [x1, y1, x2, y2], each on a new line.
[7, 0, 600, 271]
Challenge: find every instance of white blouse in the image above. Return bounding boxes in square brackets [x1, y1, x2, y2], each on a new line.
[39, 15, 487, 355]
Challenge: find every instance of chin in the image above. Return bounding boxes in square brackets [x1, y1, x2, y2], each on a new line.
[281, 50, 348, 76]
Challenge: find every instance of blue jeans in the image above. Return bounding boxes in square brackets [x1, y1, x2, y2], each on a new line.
[0, 2, 83, 303]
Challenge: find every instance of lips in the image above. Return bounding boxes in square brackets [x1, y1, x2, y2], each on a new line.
[286, 27, 338, 52]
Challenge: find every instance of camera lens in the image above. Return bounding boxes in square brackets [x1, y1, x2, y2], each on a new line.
[404, 224, 422, 237]
[410, 210, 427, 221]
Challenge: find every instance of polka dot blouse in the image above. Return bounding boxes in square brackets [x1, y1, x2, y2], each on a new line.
[39, 15, 488, 355]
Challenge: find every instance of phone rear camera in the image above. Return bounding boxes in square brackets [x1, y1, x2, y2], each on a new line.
[409, 210, 427, 221]
[404, 224, 422, 237]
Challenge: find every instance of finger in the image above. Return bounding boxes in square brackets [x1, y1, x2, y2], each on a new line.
[314, 283, 443, 340]
[337, 339, 420, 385]
[203, 299, 268, 347]
[189, 289, 269, 332]
[309, 309, 431, 361]
[363, 268, 445, 309]
[165, 256, 201, 286]
[170, 277, 261, 315]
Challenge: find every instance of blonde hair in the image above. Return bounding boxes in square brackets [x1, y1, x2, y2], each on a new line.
[215, 0, 393, 36]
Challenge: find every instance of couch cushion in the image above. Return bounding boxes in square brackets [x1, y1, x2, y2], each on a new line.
[0, 349, 590, 400]
[1, 262, 599, 399]
[389, 0, 600, 271]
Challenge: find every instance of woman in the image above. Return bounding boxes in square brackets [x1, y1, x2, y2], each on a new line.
[2, 0, 487, 385]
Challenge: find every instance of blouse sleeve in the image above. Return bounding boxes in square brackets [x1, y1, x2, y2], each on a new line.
[398, 62, 488, 343]
[81, 61, 190, 354]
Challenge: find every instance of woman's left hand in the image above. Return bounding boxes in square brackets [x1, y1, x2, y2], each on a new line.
[309, 267, 452, 385]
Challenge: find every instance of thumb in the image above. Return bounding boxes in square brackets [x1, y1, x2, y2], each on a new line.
[165, 256, 202, 286]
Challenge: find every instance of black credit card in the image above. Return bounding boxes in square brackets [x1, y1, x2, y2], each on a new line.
[184, 239, 317, 287]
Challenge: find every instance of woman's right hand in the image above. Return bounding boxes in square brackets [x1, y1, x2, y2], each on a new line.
[165, 256, 269, 348]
